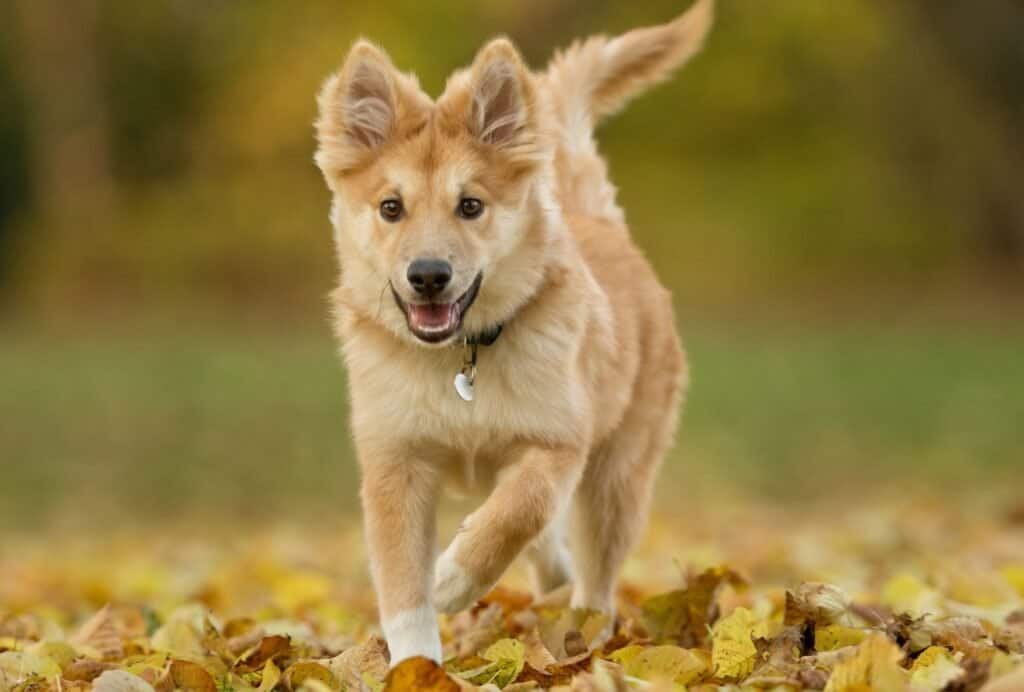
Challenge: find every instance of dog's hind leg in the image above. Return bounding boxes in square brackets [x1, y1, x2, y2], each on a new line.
[569, 352, 685, 619]
[524, 505, 573, 597]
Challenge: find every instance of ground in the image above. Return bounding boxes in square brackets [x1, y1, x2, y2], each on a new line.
[2, 495, 1023, 691]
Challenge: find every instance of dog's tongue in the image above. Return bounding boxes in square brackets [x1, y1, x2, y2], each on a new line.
[408, 303, 458, 332]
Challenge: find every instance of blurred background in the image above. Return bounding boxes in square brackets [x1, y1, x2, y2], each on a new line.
[1, 1, 1021, 533]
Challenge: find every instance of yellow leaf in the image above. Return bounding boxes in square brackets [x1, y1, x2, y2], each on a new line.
[0, 650, 62, 683]
[909, 646, 964, 692]
[814, 625, 868, 651]
[711, 607, 760, 680]
[454, 638, 526, 688]
[611, 645, 707, 685]
[824, 633, 907, 692]
[881, 574, 943, 618]
[151, 619, 206, 662]
[28, 641, 77, 670]
[257, 660, 281, 692]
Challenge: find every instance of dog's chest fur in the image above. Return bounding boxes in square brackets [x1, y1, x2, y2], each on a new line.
[342, 319, 591, 458]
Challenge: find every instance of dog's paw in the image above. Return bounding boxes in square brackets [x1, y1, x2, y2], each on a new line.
[382, 605, 442, 665]
[433, 549, 490, 614]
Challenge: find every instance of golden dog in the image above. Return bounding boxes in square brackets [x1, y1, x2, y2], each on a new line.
[314, 0, 712, 664]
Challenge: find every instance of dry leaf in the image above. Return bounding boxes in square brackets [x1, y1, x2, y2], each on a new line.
[283, 661, 340, 692]
[72, 605, 124, 660]
[824, 633, 907, 692]
[93, 670, 158, 692]
[710, 607, 761, 680]
[170, 659, 218, 692]
[909, 646, 965, 692]
[326, 635, 389, 690]
[385, 657, 461, 691]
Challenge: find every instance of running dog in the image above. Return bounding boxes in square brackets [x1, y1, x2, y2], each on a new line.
[314, 0, 712, 664]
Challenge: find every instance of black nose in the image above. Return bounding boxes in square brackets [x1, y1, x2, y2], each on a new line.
[407, 258, 452, 298]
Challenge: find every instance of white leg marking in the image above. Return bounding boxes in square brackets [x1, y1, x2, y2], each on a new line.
[381, 605, 442, 665]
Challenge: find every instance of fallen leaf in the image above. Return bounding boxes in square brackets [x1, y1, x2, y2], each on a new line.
[881, 574, 943, 618]
[326, 635, 389, 690]
[92, 670, 158, 692]
[257, 660, 282, 692]
[170, 659, 218, 692]
[71, 605, 124, 660]
[909, 646, 965, 692]
[814, 624, 868, 651]
[640, 566, 745, 646]
[609, 644, 706, 684]
[823, 633, 907, 692]
[385, 657, 461, 691]
[283, 661, 340, 691]
[710, 607, 760, 680]
[454, 638, 526, 688]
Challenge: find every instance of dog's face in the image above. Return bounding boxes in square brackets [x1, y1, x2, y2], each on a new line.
[316, 40, 551, 346]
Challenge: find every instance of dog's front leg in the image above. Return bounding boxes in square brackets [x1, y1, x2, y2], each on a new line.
[434, 445, 584, 613]
[360, 446, 442, 664]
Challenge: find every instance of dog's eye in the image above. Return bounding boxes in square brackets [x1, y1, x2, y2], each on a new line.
[379, 199, 403, 222]
[457, 198, 484, 220]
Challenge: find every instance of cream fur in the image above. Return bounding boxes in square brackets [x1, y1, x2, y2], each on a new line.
[314, 0, 712, 665]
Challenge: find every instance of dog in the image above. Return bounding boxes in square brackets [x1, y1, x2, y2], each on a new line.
[314, 0, 712, 665]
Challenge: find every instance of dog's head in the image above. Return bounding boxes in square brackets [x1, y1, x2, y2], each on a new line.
[315, 39, 554, 346]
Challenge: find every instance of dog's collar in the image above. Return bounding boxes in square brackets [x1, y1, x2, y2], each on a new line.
[466, 323, 503, 347]
[453, 323, 502, 402]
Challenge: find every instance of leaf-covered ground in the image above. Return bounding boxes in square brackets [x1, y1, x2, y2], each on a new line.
[2, 497, 1023, 692]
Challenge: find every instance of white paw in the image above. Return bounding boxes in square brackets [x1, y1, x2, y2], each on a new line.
[433, 547, 490, 614]
[382, 605, 442, 665]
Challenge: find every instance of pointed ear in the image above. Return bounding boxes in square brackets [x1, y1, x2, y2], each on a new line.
[465, 39, 543, 162]
[315, 41, 426, 179]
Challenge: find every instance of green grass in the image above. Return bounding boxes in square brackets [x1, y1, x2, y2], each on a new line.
[1, 318, 1021, 530]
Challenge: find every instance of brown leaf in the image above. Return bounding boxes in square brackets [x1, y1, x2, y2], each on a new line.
[448, 603, 506, 659]
[522, 627, 557, 673]
[563, 631, 587, 658]
[236, 635, 292, 672]
[640, 566, 746, 646]
[325, 635, 389, 690]
[384, 657, 461, 691]
[63, 659, 113, 682]
[169, 660, 218, 692]
[282, 661, 340, 692]
[479, 586, 533, 616]
[71, 605, 124, 660]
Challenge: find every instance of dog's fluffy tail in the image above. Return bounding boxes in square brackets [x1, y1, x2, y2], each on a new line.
[542, 0, 713, 223]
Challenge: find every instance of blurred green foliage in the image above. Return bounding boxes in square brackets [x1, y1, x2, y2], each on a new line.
[2, 320, 1021, 529]
[1, 3, 1022, 527]
[1, 1, 1021, 317]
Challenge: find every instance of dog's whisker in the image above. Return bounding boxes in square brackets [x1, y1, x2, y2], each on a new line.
[377, 280, 391, 320]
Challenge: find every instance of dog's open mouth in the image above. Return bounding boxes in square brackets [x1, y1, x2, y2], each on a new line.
[393, 273, 482, 344]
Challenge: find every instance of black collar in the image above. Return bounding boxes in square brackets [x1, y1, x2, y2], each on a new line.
[467, 323, 503, 347]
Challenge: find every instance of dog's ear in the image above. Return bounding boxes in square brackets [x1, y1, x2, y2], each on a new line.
[315, 41, 428, 181]
[463, 39, 544, 166]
